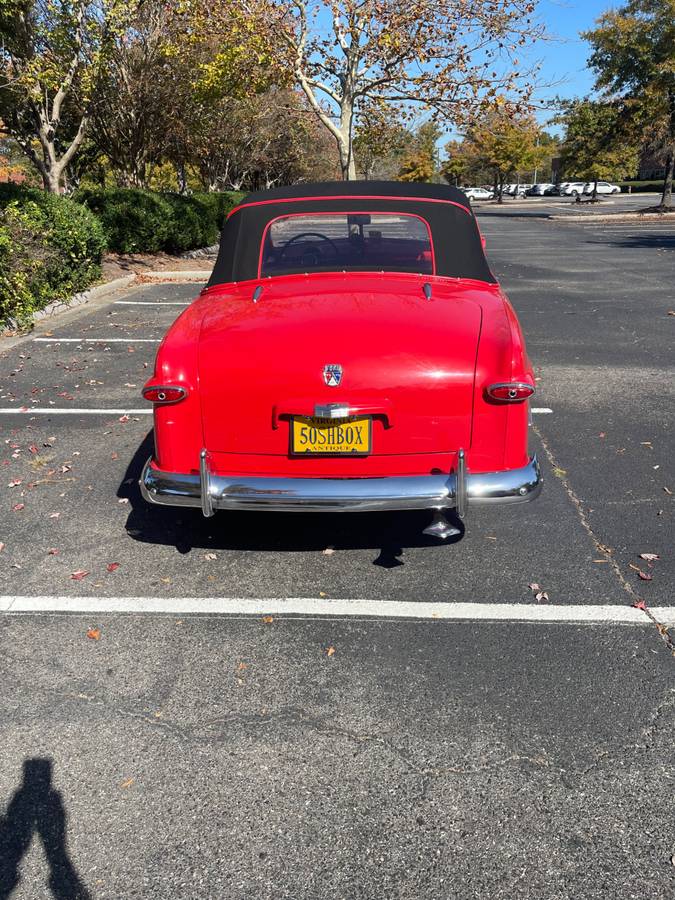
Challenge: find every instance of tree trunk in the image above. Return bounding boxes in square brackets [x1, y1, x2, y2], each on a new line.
[42, 164, 63, 194]
[658, 150, 673, 210]
[592, 180, 598, 202]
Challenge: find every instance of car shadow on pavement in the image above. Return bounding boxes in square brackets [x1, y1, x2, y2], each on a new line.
[118, 433, 465, 564]
[0, 758, 90, 900]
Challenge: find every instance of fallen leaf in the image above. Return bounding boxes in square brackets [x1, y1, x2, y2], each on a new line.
[319, 592, 326, 598]
[322, 547, 335, 556]
[663, 487, 672, 495]
[552, 466, 567, 478]
[7, 479, 22, 487]
[118, 415, 129, 423]
[639, 553, 659, 562]
[262, 615, 274, 624]
[0, 542, 5, 552]
[47, 548, 59, 555]
[593, 559, 609, 563]
[70, 570, 89, 580]
[12, 503, 24, 511]
[106, 562, 120, 572]
[326, 646, 336, 657]
[237, 661, 248, 671]
[160, 577, 171, 584]
[117, 497, 129, 504]
[203, 552, 217, 560]
[86, 627, 101, 640]
[28, 444, 38, 454]
[49, 512, 60, 518]
[535, 591, 549, 602]
[638, 571, 653, 581]
[598, 432, 606, 438]
[528, 582, 541, 591]
[111, 452, 118, 460]
[120, 778, 134, 789]
[633, 600, 646, 611]
[628, 563, 641, 572]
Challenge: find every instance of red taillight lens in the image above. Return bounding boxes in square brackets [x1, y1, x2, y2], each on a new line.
[487, 382, 535, 402]
[142, 385, 187, 404]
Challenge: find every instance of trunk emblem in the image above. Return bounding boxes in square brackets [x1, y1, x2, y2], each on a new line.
[323, 364, 343, 387]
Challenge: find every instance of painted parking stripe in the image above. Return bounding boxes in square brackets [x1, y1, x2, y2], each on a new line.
[32, 338, 161, 343]
[1, 596, 673, 624]
[0, 408, 152, 415]
[0, 407, 554, 416]
[113, 301, 191, 306]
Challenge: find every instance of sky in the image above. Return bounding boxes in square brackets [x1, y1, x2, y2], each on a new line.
[533, 0, 614, 110]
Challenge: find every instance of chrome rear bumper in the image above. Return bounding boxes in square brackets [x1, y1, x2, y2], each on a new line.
[140, 454, 541, 516]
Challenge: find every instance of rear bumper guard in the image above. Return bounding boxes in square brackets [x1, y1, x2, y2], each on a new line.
[140, 452, 542, 517]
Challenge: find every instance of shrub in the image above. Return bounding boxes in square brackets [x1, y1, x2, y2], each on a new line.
[76, 188, 173, 254]
[0, 189, 106, 327]
[75, 188, 244, 253]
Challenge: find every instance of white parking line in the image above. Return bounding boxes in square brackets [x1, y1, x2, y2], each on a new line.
[32, 338, 161, 343]
[0, 408, 554, 416]
[0, 408, 151, 415]
[113, 301, 190, 306]
[1, 595, 673, 624]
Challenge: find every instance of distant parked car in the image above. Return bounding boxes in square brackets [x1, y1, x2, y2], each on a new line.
[504, 183, 527, 197]
[582, 181, 621, 195]
[560, 182, 587, 197]
[462, 187, 494, 201]
[549, 183, 569, 196]
[525, 183, 554, 196]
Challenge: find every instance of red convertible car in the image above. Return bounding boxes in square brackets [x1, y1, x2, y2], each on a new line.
[140, 182, 541, 538]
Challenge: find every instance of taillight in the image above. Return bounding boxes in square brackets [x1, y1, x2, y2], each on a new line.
[142, 385, 187, 404]
[486, 382, 535, 402]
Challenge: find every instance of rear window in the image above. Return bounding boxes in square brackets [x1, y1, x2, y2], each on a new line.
[260, 213, 433, 277]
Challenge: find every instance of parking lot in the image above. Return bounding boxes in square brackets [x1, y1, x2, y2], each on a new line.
[1, 201, 673, 898]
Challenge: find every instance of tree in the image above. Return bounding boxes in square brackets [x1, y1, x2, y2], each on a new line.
[457, 109, 541, 201]
[243, 0, 543, 180]
[440, 140, 468, 185]
[397, 120, 441, 182]
[583, 0, 675, 210]
[89, 0, 175, 188]
[0, 0, 136, 193]
[353, 103, 408, 179]
[558, 99, 639, 200]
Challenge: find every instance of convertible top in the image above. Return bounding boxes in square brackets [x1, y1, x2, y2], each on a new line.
[207, 181, 495, 288]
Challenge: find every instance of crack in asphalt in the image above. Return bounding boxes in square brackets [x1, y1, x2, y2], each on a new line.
[533, 423, 675, 659]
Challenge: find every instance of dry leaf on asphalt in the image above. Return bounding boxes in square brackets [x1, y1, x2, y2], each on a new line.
[120, 778, 135, 789]
[637, 571, 653, 581]
[118, 415, 129, 423]
[12, 503, 24, 511]
[70, 570, 89, 581]
[47, 548, 59, 556]
[203, 552, 217, 560]
[528, 582, 540, 591]
[535, 591, 549, 602]
[262, 616, 274, 624]
[49, 512, 60, 518]
[633, 600, 646, 610]
[326, 646, 336, 657]
[322, 547, 336, 556]
[639, 553, 660, 562]
[237, 661, 248, 671]
[86, 628, 101, 640]
[0, 542, 5, 552]
[107, 562, 120, 572]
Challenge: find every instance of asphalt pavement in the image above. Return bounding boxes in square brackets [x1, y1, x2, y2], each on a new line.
[0, 201, 673, 899]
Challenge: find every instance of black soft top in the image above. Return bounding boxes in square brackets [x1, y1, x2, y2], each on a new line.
[207, 181, 495, 287]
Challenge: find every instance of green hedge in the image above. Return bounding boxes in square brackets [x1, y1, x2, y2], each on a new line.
[0, 187, 106, 327]
[75, 188, 243, 254]
[618, 180, 664, 193]
[0, 185, 243, 327]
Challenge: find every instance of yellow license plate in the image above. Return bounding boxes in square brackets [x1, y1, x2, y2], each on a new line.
[290, 416, 371, 455]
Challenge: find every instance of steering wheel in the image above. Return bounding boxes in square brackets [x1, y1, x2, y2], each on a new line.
[279, 232, 340, 266]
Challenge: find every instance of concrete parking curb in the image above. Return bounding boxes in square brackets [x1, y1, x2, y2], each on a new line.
[142, 270, 210, 280]
[6, 274, 137, 332]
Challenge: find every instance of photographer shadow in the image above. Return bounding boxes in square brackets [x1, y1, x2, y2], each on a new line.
[0, 758, 90, 900]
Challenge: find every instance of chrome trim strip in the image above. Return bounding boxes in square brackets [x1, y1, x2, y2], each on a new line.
[200, 448, 214, 517]
[140, 455, 542, 514]
[456, 448, 467, 519]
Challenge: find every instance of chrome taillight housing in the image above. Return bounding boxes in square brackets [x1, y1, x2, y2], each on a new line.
[142, 385, 187, 405]
[486, 382, 535, 402]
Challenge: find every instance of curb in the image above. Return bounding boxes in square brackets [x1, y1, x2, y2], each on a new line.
[6, 274, 137, 331]
[180, 244, 218, 259]
[142, 270, 210, 281]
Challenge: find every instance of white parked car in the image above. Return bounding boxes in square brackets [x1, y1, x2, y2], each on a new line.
[560, 182, 587, 197]
[582, 181, 621, 195]
[462, 187, 494, 201]
[504, 183, 528, 197]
